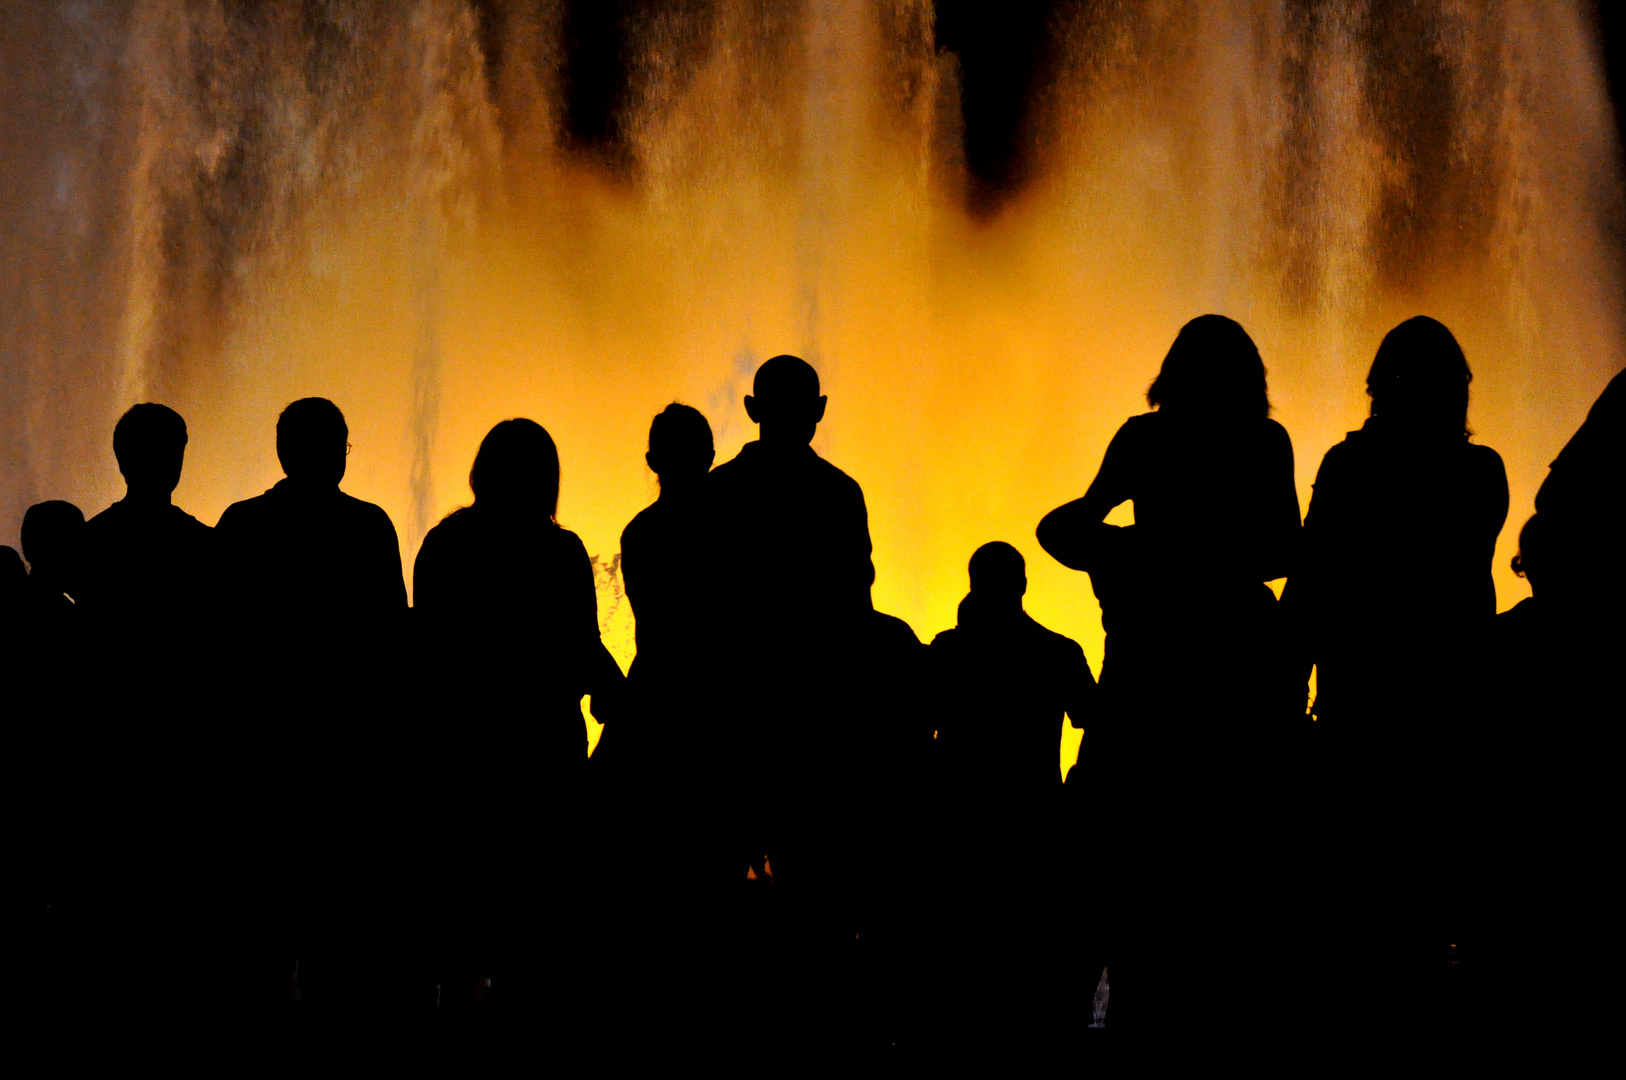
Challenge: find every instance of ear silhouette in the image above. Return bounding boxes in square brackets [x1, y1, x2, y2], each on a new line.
[744, 395, 760, 424]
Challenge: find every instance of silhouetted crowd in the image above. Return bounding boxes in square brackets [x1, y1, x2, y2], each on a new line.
[4, 318, 1621, 1065]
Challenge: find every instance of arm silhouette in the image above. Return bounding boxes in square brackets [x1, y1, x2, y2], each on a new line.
[1251, 420, 1301, 583]
[1063, 640, 1096, 731]
[1036, 425, 1135, 572]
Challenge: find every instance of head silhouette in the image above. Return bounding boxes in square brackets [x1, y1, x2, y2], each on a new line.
[21, 500, 85, 589]
[647, 403, 714, 489]
[277, 398, 349, 486]
[744, 355, 827, 448]
[1367, 317, 1471, 437]
[113, 403, 188, 501]
[1147, 315, 1270, 419]
[969, 541, 1027, 599]
[469, 418, 560, 520]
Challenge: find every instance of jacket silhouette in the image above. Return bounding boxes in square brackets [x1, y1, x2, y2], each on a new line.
[698, 354, 874, 1055]
[924, 541, 1093, 1053]
[929, 544, 1093, 799]
[78, 404, 214, 633]
[216, 401, 406, 632]
[702, 355, 874, 855]
[211, 398, 410, 1019]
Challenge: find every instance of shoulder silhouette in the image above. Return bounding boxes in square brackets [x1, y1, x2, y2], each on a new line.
[1289, 315, 1508, 722]
[1034, 315, 1301, 1039]
[1038, 314, 1299, 633]
[1533, 367, 1624, 613]
[216, 398, 406, 628]
[79, 403, 214, 630]
[929, 542, 1093, 797]
[414, 417, 618, 721]
[620, 403, 716, 674]
[706, 354, 874, 635]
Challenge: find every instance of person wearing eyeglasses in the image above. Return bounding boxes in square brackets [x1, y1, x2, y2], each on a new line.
[213, 396, 409, 1025]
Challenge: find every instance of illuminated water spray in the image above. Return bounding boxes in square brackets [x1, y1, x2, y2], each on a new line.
[1, 3, 1620, 763]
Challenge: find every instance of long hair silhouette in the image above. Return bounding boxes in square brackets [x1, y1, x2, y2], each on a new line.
[468, 418, 561, 518]
[1366, 315, 1472, 437]
[1146, 313, 1271, 419]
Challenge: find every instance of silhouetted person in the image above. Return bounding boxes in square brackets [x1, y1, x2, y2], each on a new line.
[931, 543, 1093, 797]
[845, 600, 931, 1051]
[1532, 367, 1624, 614]
[78, 403, 214, 631]
[213, 398, 409, 1024]
[1036, 315, 1301, 1042]
[1493, 371, 1623, 1057]
[613, 403, 716, 778]
[414, 418, 622, 1034]
[705, 353, 874, 833]
[701, 354, 874, 1054]
[926, 542, 1094, 1052]
[70, 404, 224, 1036]
[1285, 316, 1508, 1047]
[595, 404, 729, 1053]
[217, 398, 406, 627]
[15, 502, 86, 1034]
[19, 500, 84, 627]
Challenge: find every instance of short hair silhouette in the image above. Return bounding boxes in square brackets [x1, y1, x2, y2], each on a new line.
[1367, 316, 1471, 436]
[647, 403, 714, 481]
[968, 541, 1026, 597]
[469, 418, 560, 518]
[21, 500, 85, 573]
[276, 398, 348, 483]
[753, 354, 821, 402]
[1147, 314, 1270, 418]
[113, 403, 188, 493]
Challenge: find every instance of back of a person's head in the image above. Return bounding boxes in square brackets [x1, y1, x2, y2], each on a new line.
[647, 403, 715, 481]
[21, 501, 86, 574]
[754, 355, 821, 404]
[276, 398, 348, 484]
[1367, 316, 1471, 437]
[469, 418, 560, 519]
[113, 402, 188, 494]
[968, 541, 1026, 598]
[1147, 315, 1270, 420]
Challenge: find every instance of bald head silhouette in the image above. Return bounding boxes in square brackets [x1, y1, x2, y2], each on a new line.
[744, 355, 827, 449]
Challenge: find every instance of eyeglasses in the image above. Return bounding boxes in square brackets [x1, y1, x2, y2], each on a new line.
[345, 442, 353, 456]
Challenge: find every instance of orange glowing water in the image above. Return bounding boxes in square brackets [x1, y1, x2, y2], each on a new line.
[2, 3, 1621, 771]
